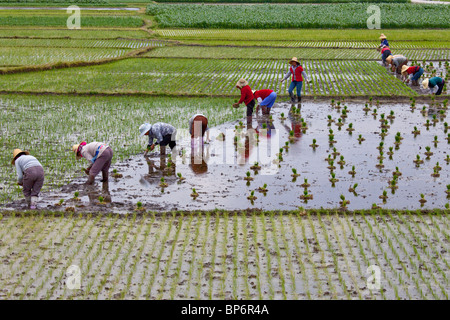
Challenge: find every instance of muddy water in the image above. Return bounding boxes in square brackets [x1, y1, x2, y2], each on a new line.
[3, 100, 449, 213]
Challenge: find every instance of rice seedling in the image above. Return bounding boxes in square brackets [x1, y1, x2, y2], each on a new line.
[329, 172, 338, 184]
[412, 126, 421, 135]
[301, 178, 310, 188]
[424, 146, 433, 158]
[159, 177, 168, 188]
[190, 188, 199, 199]
[357, 135, 365, 143]
[177, 172, 186, 181]
[135, 201, 145, 212]
[379, 190, 388, 201]
[309, 139, 319, 149]
[348, 183, 358, 194]
[247, 190, 257, 202]
[73, 191, 80, 202]
[348, 165, 356, 177]
[300, 189, 313, 201]
[291, 168, 300, 179]
[112, 169, 123, 179]
[244, 171, 254, 182]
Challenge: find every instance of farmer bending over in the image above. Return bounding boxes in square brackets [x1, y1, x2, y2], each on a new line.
[233, 78, 255, 122]
[386, 55, 408, 74]
[139, 122, 177, 156]
[280, 57, 309, 105]
[378, 46, 391, 66]
[253, 89, 277, 115]
[422, 77, 445, 96]
[401, 65, 424, 86]
[12, 149, 44, 209]
[189, 113, 210, 145]
[72, 141, 113, 185]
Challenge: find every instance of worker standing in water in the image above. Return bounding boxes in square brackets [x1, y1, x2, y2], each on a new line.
[253, 89, 277, 115]
[72, 141, 113, 185]
[12, 149, 44, 209]
[188, 113, 210, 145]
[401, 65, 424, 86]
[233, 78, 255, 123]
[422, 77, 445, 95]
[139, 122, 177, 156]
[280, 57, 309, 105]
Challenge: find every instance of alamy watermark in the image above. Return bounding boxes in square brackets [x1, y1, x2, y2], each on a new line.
[366, 265, 381, 290]
[67, 6, 81, 30]
[367, 5, 381, 30]
[66, 265, 81, 290]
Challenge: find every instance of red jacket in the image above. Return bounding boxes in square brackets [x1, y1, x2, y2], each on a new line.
[290, 65, 304, 82]
[238, 85, 254, 105]
[405, 66, 420, 74]
[254, 89, 273, 101]
[381, 47, 390, 54]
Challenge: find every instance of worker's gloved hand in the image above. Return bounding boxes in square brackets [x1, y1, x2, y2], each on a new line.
[84, 168, 90, 175]
[405, 79, 410, 84]
[232, 103, 239, 108]
[150, 144, 155, 151]
[17, 182, 23, 186]
[280, 79, 284, 83]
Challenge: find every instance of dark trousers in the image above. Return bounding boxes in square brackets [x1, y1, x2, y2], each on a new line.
[436, 82, 444, 95]
[23, 166, 44, 198]
[90, 147, 113, 178]
[246, 99, 255, 117]
[160, 134, 177, 149]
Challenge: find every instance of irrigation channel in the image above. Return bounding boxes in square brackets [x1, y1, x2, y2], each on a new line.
[3, 100, 449, 213]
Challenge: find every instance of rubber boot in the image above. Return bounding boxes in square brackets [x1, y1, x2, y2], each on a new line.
[86, 174, 95, 185]
[289, 92, 296, 104]
[160, 145, 166, 156]
[30, 196, 38, 210]
[297, 95, 302, 104]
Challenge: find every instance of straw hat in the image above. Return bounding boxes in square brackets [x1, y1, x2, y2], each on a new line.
[236, 78, 248, 88]
[139, 123, 152, 137]
[379, 34, 387, 40]
[385, 55, 393, 64]
[72, 144, 82, 160]
[11, 149, 29, 165]
[252, 90, 256, 94]
[401, 65, 409, 74]
[422, 79, 429, 89]
[289, 57, 300, 65]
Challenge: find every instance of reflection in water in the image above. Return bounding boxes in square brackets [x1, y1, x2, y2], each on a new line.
[190, 139, 210, 174]
[281, 105, 302, 140]
[140, 154, 177, 187]
[86, 181, 112, 205]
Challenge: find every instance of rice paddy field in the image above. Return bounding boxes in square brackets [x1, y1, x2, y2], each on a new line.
[0, 3, 449, 302]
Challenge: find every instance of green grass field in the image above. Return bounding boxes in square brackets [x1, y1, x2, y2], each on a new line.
[147, 3, 450, 29]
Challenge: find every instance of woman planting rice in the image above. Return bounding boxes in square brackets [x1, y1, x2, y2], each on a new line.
[280, 57, 309, 105]
[386, 54, 408, 74]
[401, 65, 424, 86]
[378, 46, 392, 66]
[12, 149, 44, 209]
[379, 34, 389, 49]
[233, 78, 255, 122]
[422, 77, 445, 95]
[72, 142, 113, 185]
[188, 113, 210, 144]
[253, 89, 277, 115]
[139, 122, 177, 156]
